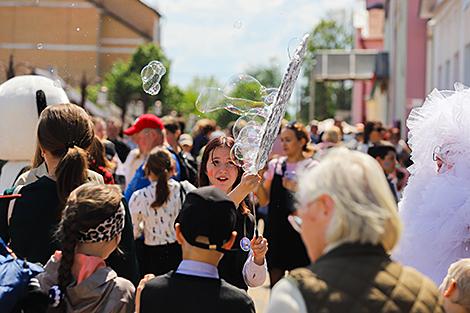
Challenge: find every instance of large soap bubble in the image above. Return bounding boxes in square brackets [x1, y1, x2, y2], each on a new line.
[141, 61, 166, 95]
[196, 74, 278, 115]
[198, 32, 308, 174]
[231, 34, 309, 174]
[231, 123, 264, 172]
[232, 108, 268, 140]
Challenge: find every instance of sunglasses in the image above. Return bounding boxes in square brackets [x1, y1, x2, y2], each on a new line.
[432, 145, 443, 161]
[286, 120, 298, 129]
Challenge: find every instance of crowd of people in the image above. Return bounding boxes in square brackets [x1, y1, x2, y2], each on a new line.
[1, 81, 470, 313]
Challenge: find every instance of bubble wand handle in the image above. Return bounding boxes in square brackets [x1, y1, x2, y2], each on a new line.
[249, 191, 259, 238]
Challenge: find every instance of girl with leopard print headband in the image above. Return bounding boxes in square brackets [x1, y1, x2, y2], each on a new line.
[36, 183, 135, 313]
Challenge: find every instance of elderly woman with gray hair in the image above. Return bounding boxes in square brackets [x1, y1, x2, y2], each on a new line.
[266, 147, 444, 313]
[440, 259, 470, 313]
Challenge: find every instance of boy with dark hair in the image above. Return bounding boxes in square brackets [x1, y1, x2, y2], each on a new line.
[162, 116, 198, 186]
[138, 187, 255, 313]
[368, 144, 398, 202]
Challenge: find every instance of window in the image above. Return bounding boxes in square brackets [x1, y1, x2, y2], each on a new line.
[454, 52, 460, 84]
[445, 59, 451, 89]
[465, 44, 470, 86]
[464, 0, 470, 10]
[438, 65, 442, 89]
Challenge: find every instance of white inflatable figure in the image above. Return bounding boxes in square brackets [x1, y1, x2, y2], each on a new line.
[393, 83, 470, 284]
[0, 75, 69, 192]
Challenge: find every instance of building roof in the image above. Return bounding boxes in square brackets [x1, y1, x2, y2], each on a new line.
[86, 0, 161, 41]
[139, 0, 162, 17]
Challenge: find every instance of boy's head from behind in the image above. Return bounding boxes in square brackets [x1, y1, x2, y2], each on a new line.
[175, 186, 237, 261]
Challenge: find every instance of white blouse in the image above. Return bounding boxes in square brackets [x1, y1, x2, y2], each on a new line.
[129, 179, 196, 246]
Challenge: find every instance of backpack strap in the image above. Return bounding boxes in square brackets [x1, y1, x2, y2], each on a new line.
[7, 185, 24, 226]
[281, 159, 287, 177]
[179, 181, 187, 205]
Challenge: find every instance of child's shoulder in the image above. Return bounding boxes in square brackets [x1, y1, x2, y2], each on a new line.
[113, 276, 136, 294]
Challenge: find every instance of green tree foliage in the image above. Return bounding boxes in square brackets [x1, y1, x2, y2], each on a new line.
[300, 18, 353, 122]
[100, 43, 184, 120]
[247, 59, 282, 89]
[180, 76, 220, 115]
[214, 63, 283, 128]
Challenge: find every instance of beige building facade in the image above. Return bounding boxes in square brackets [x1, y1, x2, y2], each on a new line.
[421, 0, 470, 91]
[0, 0, 161, 85]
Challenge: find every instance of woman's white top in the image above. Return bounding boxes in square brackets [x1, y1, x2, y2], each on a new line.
[129, 179, 196, 246]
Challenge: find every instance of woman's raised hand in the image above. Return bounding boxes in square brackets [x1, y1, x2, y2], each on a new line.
[240, 172, 262, 193]
[251, 235, 268, 266]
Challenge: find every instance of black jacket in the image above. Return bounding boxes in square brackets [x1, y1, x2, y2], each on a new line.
[140, 272, 255, 313]
[1, 177, 139, 285]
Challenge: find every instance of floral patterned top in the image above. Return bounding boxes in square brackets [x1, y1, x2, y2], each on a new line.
[129, 179, 196, 246]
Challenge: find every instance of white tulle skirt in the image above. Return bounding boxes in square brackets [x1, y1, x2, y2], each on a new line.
[393, 171, 470, 285]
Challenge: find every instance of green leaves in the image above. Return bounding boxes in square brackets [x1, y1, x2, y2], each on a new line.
[100, 43, 182, 119]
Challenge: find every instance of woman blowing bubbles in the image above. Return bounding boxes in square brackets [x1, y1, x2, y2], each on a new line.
[198, 136, 268, 290]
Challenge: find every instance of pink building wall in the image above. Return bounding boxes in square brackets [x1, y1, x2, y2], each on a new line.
[352, 7, 384, 124]
[406, 0, 427, 111]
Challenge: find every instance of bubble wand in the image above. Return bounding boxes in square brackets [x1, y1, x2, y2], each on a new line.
[195, 34, 310, 249]
[243, 34, 310, 245]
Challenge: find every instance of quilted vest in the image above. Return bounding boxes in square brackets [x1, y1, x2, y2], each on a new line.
[288, 243, 444, 313]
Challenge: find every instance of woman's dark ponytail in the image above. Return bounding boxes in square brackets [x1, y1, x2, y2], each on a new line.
[145, 147, 172, 208]
[55, 146, 88, 205]
[37, 103, 94, 210]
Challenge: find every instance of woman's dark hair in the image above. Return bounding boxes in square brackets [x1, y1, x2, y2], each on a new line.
[55, 183, 122, 312]
[198, 136, 249, 214]
[284, 121, 311, 152]
[37, 103, 94, 205]
[88, 136, 114, 172]
[144, 147, 172, 208]
[364, 121, 381, 144]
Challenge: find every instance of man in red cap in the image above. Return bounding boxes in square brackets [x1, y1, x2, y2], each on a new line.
[122, 114, 181, 202]
[122, 114, 165, 185]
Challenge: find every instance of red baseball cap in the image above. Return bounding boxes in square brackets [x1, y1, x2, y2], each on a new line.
[124, 114, 164, 136]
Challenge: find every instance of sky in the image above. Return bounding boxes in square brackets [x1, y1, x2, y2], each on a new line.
[142, 0, 355, 89]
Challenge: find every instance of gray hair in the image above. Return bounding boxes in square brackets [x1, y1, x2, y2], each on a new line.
[440, 258, 470, 310]
[297, 147, 401, 252]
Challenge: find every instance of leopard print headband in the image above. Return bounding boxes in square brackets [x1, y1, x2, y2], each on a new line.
[79, 202, 125, 243]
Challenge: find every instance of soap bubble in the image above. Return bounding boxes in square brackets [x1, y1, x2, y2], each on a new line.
[196, 74, 278, 115]
[233, 20, 242, 29]
[76, 27, 80, 32]
[195, 74, 279, 174]
[195, 87, 225, 113]
[262, 88, 278, 104]
[231, 123, 264, 172]
[287, 37, 301, 60]
[197, 33, 310, 176]
[232, 108, 268, 139]
[36, 43, 43, 50]
[141, 60, 166, 96]
[53, 80, 62, 88]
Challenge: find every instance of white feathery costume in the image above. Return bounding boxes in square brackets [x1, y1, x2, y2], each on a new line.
[393, 84, 470, 284]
